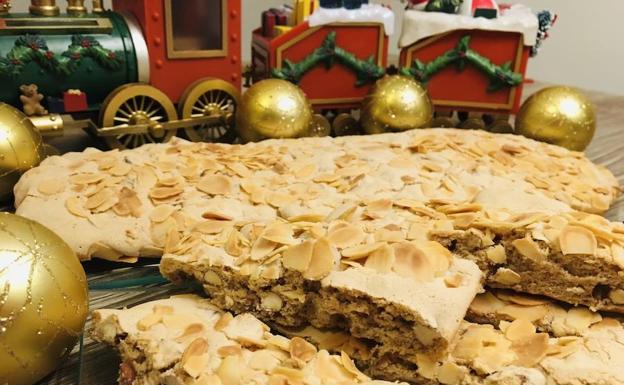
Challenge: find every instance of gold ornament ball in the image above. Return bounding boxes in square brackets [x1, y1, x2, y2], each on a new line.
[0, 103, 45, 201]
[515, 86, 596, 151]
[361, 75, 434, 135]
[236, 79, 314, 142]
[0, 213, 88, 385]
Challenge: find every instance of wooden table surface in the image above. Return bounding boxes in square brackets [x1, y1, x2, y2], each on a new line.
[36, 81, 623, 385]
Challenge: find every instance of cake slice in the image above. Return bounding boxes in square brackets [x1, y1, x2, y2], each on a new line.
[14, 129, 619, 262]
[281, 317, 624, 385]
[91, 295, 407, 385]
[160, 220, 483, 363]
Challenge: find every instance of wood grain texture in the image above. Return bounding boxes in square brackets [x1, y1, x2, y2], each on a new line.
[36, 82, 623, 385]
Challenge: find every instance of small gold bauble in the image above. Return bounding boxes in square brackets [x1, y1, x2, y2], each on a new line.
[0, 103, 45, 201]
[0, 213, 88, 385]
[361, 75, 434, 135]
[236, 79, 314, 142]
[515, 86, 596, 151]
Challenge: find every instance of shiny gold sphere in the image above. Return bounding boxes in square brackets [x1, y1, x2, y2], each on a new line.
[0, 103, 45, 201]
[361, 75, 434, 134]
[0, 213, 88, 385]
[515, 86, 596, 151]
[236, 79, 314, 142]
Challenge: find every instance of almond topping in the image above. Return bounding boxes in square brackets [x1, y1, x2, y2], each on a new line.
[202, 210, 234, 221]
[65, 197, 90, 217]
[364, 244, 395, 273]
[512, 236, 548, 261]
[486, 245, 507, 264]
[195, 220, 232, 235]
[609, 289, 624, 305]
[70, 173, 105, 185]
[137, 313, 161, 330]
[564, 307, 602, 333]
[197, 175, 232, 196]
[497, 304, 549, 322]
[260, 293, 283, 311]
[85, 188, 116, 210]
[505, 319, 536, 341]
[327, 224, 366, 249]
[262, 223, 296, 245]
[444, 274, 464, 288]
[437, 362, 465, 385]
[150, 205, 176, 223]
[251, 236, 278, 261]
[38, 179, 65, 195]
[290, 337, 318, 365]
[149, 186, 184, 200]
[491, 268, 521, 286]
[216, 355, 241, 385]
[340, 351, 369, 381]
[341, 242, 385, 260]
[176, 323, 205, 341]
[217, 345, 242, 357]
[283, 240, 314, 273]
[215, 313, 233, 331]
[303, 238, 334, 280]
[109, 162, 132, 176]
[512, 333, 549, 367]
[559, 225, 597, 255]
[391, 242, 434, 281]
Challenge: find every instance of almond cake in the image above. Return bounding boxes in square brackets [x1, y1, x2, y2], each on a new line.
[92, 295, 407, 385]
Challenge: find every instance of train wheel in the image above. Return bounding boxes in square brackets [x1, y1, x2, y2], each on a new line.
[332, 113, 360, 136]
[179, 78, 241, 143]
[487, 114, 514, 134]
[307, 114, 332, 137]
[100, 84, 178, 149]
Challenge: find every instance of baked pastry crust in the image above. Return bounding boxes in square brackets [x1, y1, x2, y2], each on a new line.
[14, 129, 619, 263]
[91, 295, 407, 385]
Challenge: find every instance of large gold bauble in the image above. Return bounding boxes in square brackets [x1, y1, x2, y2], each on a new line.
[236, 79, 314, 142]
[515, 86, 596, 151]
[0, 103, 45, 201]
[0, 213, 88, 385]
[361, 75, 434, 135]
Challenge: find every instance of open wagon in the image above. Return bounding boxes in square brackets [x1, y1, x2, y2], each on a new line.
[398, 5, 547, 132]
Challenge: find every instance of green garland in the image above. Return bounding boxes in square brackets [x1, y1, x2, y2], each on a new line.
[272, 31, 385, 87]
[400, 35, 523, 92]
[0, 34, 123, 78]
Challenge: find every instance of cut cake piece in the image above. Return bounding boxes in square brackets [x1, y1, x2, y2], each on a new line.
[91, 295, 407, 385]
[160, 223, 484, 364]
[14, 129, 619, 262]
[281, 317, 624, 385]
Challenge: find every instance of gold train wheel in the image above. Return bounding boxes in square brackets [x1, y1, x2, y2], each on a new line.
[179, 78, 241, 143]
[100, 83, 178, 149]
[306, 114, 331, 137]
[332, 113, 359, 136]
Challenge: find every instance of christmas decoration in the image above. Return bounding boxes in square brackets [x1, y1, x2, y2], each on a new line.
[0, 213, 88, 385]
[0, 103, 45, 201]
[426, 0, 463, 14]
[0, 34, 123, 78]
[400, 35, 523, 92]
[515, 87, 596, 151]
[460, 0, 499, 18]
[310, 3, 395, 34]
[236, 79, 314, 142]
[0, 0, 10, 14]
[532, 11, 557, 57]
[272, 31, 386, 87]
[361, 75, 433, 134]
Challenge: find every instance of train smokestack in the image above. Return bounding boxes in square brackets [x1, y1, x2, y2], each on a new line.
[29, 0, 60, 16]
[67, 0, 87, 16]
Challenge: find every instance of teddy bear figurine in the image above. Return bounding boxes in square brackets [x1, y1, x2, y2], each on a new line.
[19, 84, 48, 116]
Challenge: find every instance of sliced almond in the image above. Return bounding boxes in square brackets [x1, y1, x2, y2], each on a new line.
[491, 268, 521, 286]
[70, 173, 105, 185]
[486, 245, 507, 264]
[283, 239, 314, 273]
[150, 205, 176, 223]
[137, 313, 161, 331]
[195, 220, 232, 235]
[175, 323, 205, 342]
[340, 351, 369, 381]
[512, 237, 548, 261]
[364, 244, 395, 274]
[116, 187, 142, 217]
[249, 349, 281, 371]
[303, 238, 334, 280]
[65, 197, 90, 218]
[260, 293, 283, 311]
[470, 292, 505, 315]
[559, 225, 597, 255]
[216, 355, 241, 385]
[202, 210, 234, 221]
[215, 313, 233, 331]
[290, 337, 317, 366]
[505, 319, 536, 341]
[564, 307, 602, 333]
[341, 242, 385, 260]
[262, 223, 296, 245]
[391, 242, 434, 281]
[609, 289, 624, 305]
[495, 292, 550, 307]
[327, 224, 366, 249]
[251, 237, 278, 261]
[149, 186, 184, 200]
[512, 333, 549, 367]
[437, 362, 465, 385]
[444, 274, 464, 288]
[197, 175, 232, 196]
[38, 179, 65, 195]
[109, 162, 132, 177]
[217, 345, 242, 357]
[497, 304, 549, 322]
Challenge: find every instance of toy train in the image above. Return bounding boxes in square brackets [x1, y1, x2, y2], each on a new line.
[0, 0, 552, 149]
